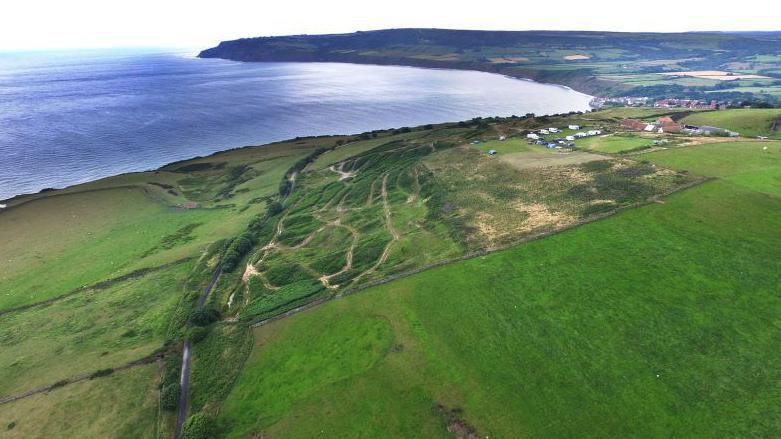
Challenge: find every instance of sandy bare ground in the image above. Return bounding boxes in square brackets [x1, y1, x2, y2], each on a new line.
[660, 71, 770, 81]
[500, 151, 606, 169]
[329, 163, 356, 180]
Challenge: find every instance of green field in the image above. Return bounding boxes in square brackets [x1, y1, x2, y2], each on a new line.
[576, 133, 656, 153]
[472, 138, 542, 155]
[0, 138, 329, 436]
[0, 364, 160, 438]
[680, 109, 781, 139]
[217, 140, 781, 437]
[2, 109, 779, 438]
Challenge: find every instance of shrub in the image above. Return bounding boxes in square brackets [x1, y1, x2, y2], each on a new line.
[266, 201, 283, 216]
[579, 160, 614, 172]
[89, 368, 114, 379]
[182, 413, 214, 439]
[582, 202, 618, 217]
[190, 307, 220, 327]
[188, 326, 211, 343]
[160, 355, 182, 390]
[160, 383, 180, 410]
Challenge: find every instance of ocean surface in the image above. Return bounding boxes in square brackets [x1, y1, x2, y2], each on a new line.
[0, 48, 592, 200]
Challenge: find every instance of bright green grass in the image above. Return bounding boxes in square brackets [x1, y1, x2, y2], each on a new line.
[680, 109, 781, 139]
[706, 86, 781, 98]
[0, 149, 306, 312]
[0, 188, 222, 311]
[311, 138, 392, 169]
[472, 138, 547, 156]
[0, 364, 159, 438]
[218, 140, 781, 437]
[576, 134, 654, 153]
[0, 260, 191, 396]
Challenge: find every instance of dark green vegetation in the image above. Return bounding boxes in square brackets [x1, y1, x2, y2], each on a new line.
[2, 108, 778, 438]
[229, 114, 692, 327]
[200, 29, 781, 104]
[219, 140, 781, 437]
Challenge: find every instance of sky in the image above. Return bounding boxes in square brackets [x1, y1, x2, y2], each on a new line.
[2, 0, 781, 51]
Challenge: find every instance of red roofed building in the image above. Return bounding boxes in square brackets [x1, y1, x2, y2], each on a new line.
[657, 116, 681, 133]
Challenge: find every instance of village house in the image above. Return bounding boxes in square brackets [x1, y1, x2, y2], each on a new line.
[657, 116, 682, 133]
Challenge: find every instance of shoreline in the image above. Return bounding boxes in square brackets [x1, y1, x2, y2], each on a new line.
[197, 51, 605, 98]
[2, 61, 591, 204]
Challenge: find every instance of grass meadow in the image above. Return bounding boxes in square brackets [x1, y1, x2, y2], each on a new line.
[680, 109, 781, 139]
[217, 140, 781, 437]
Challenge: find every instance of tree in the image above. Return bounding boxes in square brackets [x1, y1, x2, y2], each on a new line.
[182, 413, 213, 439]
[160, 383, 180, 411]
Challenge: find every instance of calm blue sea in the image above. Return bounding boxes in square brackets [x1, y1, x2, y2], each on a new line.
[0, 48, 592, 200]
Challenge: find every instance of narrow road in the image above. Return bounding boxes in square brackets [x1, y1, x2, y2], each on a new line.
[174, 340, 191, 438]
[174, 267, 221, 439]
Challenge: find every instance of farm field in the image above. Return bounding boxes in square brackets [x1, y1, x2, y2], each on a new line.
[218, 139, 781, 438]
[0, 364, 160, 438]
[576, 133, 656, 153]
[680, 109, 781, 139]
[2, 108, 779, 438]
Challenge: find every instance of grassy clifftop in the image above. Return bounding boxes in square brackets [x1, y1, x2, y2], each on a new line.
[200, 29, 781, 103]
[2, 108, 779, 437]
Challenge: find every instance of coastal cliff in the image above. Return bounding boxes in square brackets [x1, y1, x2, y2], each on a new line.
[199, 29, 781, 102]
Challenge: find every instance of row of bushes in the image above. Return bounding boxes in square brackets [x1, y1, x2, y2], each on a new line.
[279, 147, 329, 198]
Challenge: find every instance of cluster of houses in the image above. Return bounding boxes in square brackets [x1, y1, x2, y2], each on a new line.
[590, 96, 650, 109]
[622, 116, 739, 137]
[654, 99, 727, 110]
[526, 125, 602, 149]
[590, 96, 731, 110]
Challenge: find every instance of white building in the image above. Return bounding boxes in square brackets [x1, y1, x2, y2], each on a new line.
[568, 125, 581, 130]
[565, 135, 575, 141]
[549, 127, 560, 133]
[499, 135, 506, 141]
[527, 133, 539, 140]
[540, 129, 550, 135]
[575, 132, 588, 138]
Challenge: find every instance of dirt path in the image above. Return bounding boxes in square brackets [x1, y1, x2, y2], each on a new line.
[350, 174, 400, 285]
[381, 174, 400, 240]
[366, 177, 377, 206]
[407, 167, 421, 203]
[329, 163, 356, 180]
[319, 223, 360, 289]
